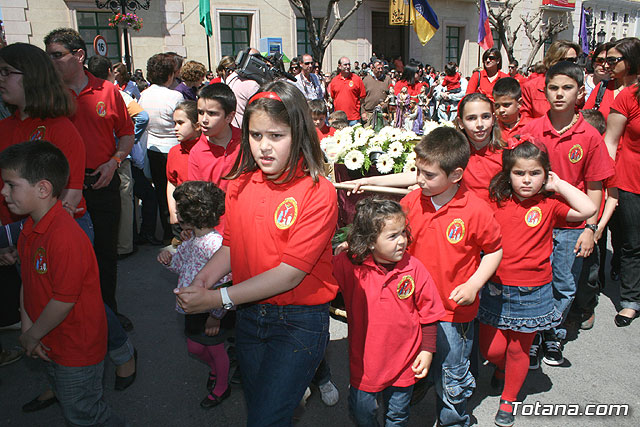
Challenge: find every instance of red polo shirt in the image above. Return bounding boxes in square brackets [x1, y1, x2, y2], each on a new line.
[188, 127, 241, 194]
[511, 73, 527, 85]
[222, 168, 338, 306]
[611, 85, 640, 194]
[166, 137, 199, 186]
[490, 195, 569, 286]
[329, 73, 366, 121]
[499, 116, 531, 143]
[19, 202, 107, 367]
[401, 186, 502, 323]
[520, 75, 548, 120]
[583, 80, 616, 120]
[0, 114, 87, 224]
[463, 143, 504, 203]
[465, 69, 508, 102]
[394, 80, 425, 97]
[70, 71, 134, 169]
[333, 252, 445, 392]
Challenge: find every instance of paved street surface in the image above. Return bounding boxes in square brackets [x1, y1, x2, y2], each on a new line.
[1, 243, 639, 426]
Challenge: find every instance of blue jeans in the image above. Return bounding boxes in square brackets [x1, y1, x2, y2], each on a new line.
[432, 321, 475, 427]
[75, 211, 94, 245]
[348, 119, 361, 126]
[235, 303, 329, 427]
[46, 360, 123, 426]
[349, 385, 413, 427]
[551, 228, 584, 338]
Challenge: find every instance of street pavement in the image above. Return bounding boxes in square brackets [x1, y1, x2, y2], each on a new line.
[1, 243, 639, 426]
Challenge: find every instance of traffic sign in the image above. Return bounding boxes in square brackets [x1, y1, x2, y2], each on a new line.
[94, 35, 108, 57]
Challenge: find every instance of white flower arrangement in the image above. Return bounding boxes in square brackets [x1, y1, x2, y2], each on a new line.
[320, 124, 421, 174]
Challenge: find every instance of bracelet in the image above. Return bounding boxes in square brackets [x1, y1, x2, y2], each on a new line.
[110, 155, 122, 168]
[584, 224, 598, 232]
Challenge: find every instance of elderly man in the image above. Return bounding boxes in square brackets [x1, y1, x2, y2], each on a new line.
[328, 57, 365, 125]
[294, 53, 324, 100]
[361, 59, 392, 122]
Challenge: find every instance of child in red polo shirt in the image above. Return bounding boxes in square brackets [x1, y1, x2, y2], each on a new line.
[333, 198, 445, 426]
[480, 139, 596, 427]
[520, 62, 614, 366]
[167, 100, 201, 225]
[308, 99, 335, 140]
[175, 81, 339, 426]
[400, 127, 503, 427]
[492, 77, 530, 142]
[188, 83, 241, 195]
[0, 141, 120, 426]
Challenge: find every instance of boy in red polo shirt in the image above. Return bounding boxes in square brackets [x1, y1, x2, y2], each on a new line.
[492, 77, 530, 142]
[188, 83, 241, 195]
[0, 141, 119, 426]
[400, 127, 503, 427]
[520, 62, 614, 366]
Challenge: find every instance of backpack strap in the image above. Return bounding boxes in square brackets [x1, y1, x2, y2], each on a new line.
[593, 80, 609, 110]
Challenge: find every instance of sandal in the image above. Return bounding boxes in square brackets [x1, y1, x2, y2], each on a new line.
[495, 399, 515, 427]
[200, 387, 230, 409]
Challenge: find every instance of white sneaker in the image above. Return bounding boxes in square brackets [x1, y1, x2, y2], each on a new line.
[300, 387, 311, 406]
[318, 381, 339, 406]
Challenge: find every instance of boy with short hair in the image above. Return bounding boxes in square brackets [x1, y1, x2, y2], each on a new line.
[520, 62, 614, 366]
[328, 110, 349, 130]
[0, 141, 119, 426]
[400, 127, 503, 427]
[308, 99, 335, 140]
[492, 77, 530, 141]
[188, 83, 240, 194]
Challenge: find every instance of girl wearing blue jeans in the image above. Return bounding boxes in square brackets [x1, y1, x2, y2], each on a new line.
[176, 81, 338, 426]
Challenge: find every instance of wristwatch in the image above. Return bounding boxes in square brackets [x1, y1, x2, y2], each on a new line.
[584, 224, 598, 233]
[220, 287, 234, 310]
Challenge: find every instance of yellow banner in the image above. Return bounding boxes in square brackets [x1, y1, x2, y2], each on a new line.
[390, 0, 412, 26]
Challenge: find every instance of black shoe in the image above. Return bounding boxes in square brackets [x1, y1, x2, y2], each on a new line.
[207, 373, 216, 391]
[200, 387, 230, 409]
[136, 233, 163, 246]
[614, 310, 639, 327]
[495, 400, 515, 427]
[542, 336, 564, 366]
[116, 313, 134, 332]
[115, 348, 137, 391]
[529, 333, 541, 370]
[22, 395, 58, 413]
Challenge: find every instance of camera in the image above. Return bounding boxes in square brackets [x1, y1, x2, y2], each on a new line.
[235, 48, 296, 85]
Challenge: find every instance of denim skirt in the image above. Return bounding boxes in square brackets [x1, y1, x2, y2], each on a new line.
[477, 281, 561, 333]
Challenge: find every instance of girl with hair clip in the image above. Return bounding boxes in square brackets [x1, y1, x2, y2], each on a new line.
[175, 81, 339, 426]
[480, 138, 596, 427]
[333, 198, 444, 426]
[0, 43, 137, 411]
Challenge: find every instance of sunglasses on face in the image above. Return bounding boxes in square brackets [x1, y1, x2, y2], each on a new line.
[593, 57, 606, 65]
[48, 49, 79, 60]
[564, 56, 578, 63]
[605, 56, 625, 65]
[303, 61, 313, 65]
[485, 56, 497, 62]
[508, 65, 517, 69]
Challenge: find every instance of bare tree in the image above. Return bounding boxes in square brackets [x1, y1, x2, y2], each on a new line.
[289, 0, 364, 65]
[483, 0, 522, 64]
[521, 10, 571, 68]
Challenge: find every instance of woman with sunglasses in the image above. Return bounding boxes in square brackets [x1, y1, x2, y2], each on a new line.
[521, 40, 581, 120]
[465, 47, 508, 101]
[603, 37, 640, 328]
[583, 44, 611, 101]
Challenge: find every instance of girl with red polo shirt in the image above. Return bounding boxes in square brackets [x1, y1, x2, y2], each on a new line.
[480, 139, 596, 427]
[333, 198, 444, 426]
[175, 81, 338, 426]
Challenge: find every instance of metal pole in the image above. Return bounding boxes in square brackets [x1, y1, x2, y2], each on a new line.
[206, 36, 212, 71]
[121, 0, 132, 72]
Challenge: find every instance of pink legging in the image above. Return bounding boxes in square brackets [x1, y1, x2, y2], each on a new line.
[187, 338, 229, 396]
[479, 323, 536, 403]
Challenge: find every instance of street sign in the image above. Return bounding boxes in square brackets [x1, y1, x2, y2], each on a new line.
[94, 35, 108, 57]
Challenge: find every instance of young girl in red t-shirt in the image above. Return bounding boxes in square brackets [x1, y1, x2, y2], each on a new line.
[174, 81, 339, 425]
[333, 198, 444, 426]
[479, 139, 596, 427]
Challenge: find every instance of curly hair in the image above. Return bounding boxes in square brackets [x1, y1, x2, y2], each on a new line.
[146, 53, 176, 85]
[346, 198, 411, 265]
[173, 181, 225, 229]
[180, 60, 207, 84]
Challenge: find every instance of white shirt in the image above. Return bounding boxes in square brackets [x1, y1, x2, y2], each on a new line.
[138, 84, 184, 153]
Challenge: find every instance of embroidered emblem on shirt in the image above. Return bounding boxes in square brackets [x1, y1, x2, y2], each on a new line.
[349, 81, 354, 87]
[568, 144, 583, 164]
[445, 218, 465, 244]
[397, 275, 415, 299]
[274, 197, 298, 230]
[525, 206, 543, 228]
[30, 126, 46, 141]
[34, 247, 47, 274]
[96, 101, 107, 117]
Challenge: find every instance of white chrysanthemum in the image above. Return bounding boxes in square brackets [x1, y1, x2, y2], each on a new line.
[376, 153, 394, 174]
[403, 161, 417, 173]
[388, 141, 404, 158]
[440, 120, 456, 128]
[389, 128, 402, 140]
[377, 126, 394, 140]
[320, 136, 337, 151]
[344, 150, 365, 170]
[322, 141, 343, 163]
[370, 134, 387, 146]
[406, 151, 417, 163]
[422, 120, 439, 136]
[366, 145, 383, 156]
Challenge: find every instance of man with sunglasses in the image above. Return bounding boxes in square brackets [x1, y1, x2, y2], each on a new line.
[508, 60, 527, 84]
[293, 53, 324, 101]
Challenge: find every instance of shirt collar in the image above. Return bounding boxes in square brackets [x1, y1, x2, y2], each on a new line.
[541, 112, 586, 138]
[23, 201, 64, 236]
[361, 252, 413, 276]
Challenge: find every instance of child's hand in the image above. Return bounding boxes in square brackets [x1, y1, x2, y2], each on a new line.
[157, 250, 173, 265]
[174, 285, 214, 313]
[180, 229, 194, 242]
[594, 225, 604, 243]
[449, 281, 480, 306]
[412, 350, 433, 379]
[0, 247, 18, 266]
[204, 316, 221, 336]
[544, 171, 562, 192]
[334, 241, 349, 256]
[346, 178, 371, 196]
[61, 201, 84, 217]
[19, 332, 51, 361]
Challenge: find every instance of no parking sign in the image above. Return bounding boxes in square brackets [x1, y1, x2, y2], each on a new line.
[94, 35, 108, 57]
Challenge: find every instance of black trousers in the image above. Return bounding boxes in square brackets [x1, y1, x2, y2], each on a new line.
[84, 172, 121, 312]
[147, 150, 172, 241]
[618, 190, 640, 309]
